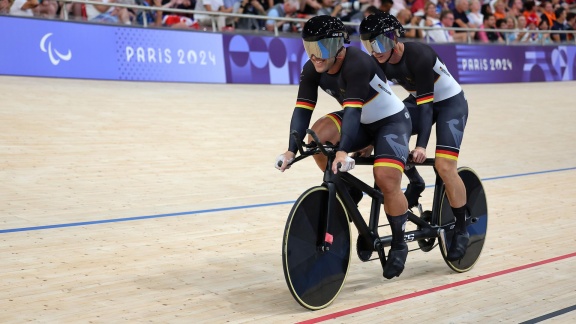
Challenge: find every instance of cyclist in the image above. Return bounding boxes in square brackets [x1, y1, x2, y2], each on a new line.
[359, 12, 470, 261]
[275, 15, 413, 279]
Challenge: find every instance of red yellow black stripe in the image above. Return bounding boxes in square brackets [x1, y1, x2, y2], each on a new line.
[295, 101, 315, 110]
[416, 95, 433, 105]
[435, 149, 459, 161]
[342, 100, 363, 109]
[374, 158, 404, 172]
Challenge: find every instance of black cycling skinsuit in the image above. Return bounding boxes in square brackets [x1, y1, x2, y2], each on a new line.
[379, 42, 468, 160]
[287, 46, 412, 171]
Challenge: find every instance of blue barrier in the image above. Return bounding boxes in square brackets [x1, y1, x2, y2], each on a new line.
[1, 16, 575, 84]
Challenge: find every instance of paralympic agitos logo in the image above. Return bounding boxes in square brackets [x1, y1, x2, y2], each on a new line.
[40, 33, 72, 66]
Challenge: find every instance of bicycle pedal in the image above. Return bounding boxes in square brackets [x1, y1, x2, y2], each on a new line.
[437, 228, 448, 256]
[375, 243, 387, 270]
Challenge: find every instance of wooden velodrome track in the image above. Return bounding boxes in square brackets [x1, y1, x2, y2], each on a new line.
[1, 75, 575, 323]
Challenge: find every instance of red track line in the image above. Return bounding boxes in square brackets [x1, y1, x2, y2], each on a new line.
[297, 252, 576, 324]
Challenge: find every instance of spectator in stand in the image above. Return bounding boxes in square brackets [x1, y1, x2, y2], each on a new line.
[390, 0, 406, 16]
[438, 0, 453, 12]
[566, 12, 575, 41]
[84, 0, 110, 21]
[426, 9, 456, 42]
[194, 0, 231, 31]
[380, 0, 393, 13]
[521, 13, 541, 42]
[396, 8, 424, 38]
[221, 0, 249, 29]
[317, 0, 344, 17]
[9, 0, 38, 16]
[159, 0, 197, 28]
[0, 0, 10, 14]
[508, 0, 523, 18]
[514, 15, 530, 42]
[506, 15, 516, 29]
[492, 0, 506, 20]
[481, 2, 492, 16]
[524, 18, 553, 43]
[452, 0, 473, 42]
[539, 19, 553, 43]
[495, 17, 509, 41]
[419, 1, 440, 39]
[404, 0, 415, 11]
[567, 0, 576, 12]
[235, 0, 267, 30]
[84, 0, 133, 24]
[523, 1, 540, 28]
[467, 0, 484, 28]
[339, 0, 361, 22]
[540, 1, 556, 27]
[247, 0, 272, 16]
[410, 0, 425, 15]
[298, 0, 321, 19]
[349, 4, 379, 34]
[265, 0, 300, 32]
[363, 3, 379, 15]
[59, 0, 84, 20]
[550, 6, 567, 42]
[476, 12, 505, 42]
[140, 0, 158, 25]
[33, 0, 59, 18]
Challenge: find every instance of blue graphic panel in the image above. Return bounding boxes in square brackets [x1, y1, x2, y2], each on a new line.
[0, 16, 226, 83]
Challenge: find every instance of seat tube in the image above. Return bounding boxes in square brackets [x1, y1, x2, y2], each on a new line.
[431, 166, 444, 224]
[368, 182, 381, 233]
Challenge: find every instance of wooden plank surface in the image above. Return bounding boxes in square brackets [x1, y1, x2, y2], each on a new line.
[1, 75, 575, 323]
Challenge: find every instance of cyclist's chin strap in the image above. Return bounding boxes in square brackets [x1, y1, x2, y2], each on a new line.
[332, 46, 347, 65]
[382, 49, 395, 65]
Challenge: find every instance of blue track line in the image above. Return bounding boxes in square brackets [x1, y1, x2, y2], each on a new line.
[1, 166, 575, 234]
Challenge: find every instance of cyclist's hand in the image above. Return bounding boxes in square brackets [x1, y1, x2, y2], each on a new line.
[410, 147, 427, 164]
[275, 151, 295, 172]
[354, 145, 373, 158]
[332, 151, 355, 174]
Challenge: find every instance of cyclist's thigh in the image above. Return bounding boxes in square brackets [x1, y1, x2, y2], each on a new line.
[434, 91, 469, 158]
[371, 109, 412, 172]
[310, 110, 344, 144]
[315, 110, 372, 151]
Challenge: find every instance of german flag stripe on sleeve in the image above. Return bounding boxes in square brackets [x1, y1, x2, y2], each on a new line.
[435, 149, 459, 161]
[374, 158, 405, 172]
[416, 95, 434, 105]
[342, 100, 363, 109]
[295, 101, 315, 110]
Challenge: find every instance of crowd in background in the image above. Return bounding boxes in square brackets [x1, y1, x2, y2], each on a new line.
[1, 0, 575, 42]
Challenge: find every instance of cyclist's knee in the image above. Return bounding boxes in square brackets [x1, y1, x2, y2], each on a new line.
[309, 117, 340, 145]
[435, 157, 457, 177]
[374, 167, 402, 194]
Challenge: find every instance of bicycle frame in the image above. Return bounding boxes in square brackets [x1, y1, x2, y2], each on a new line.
[298, 129, 452, 262]
[282, 130, 487, 310]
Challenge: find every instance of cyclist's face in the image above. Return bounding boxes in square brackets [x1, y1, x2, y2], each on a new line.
[310, 55, 334, 73]
[373, 50, 393, 64]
